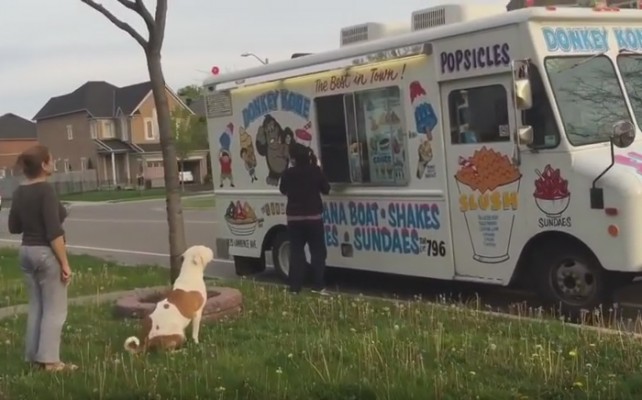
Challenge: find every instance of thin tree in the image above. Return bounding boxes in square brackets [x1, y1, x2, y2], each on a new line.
[80, 0, 186, 283]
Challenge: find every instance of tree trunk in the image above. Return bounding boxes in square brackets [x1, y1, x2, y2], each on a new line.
[146, 50, 186, 284]
[180, 159, 185, 193]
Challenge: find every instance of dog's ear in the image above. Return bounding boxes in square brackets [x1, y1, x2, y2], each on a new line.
[191, 252, 205, 267]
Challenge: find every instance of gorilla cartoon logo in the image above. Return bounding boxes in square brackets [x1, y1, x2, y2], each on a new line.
[255, 114, 293, 186]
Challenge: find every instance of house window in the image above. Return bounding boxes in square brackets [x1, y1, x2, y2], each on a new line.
[448, 85, 509, 144]
[66, 125, 73, 140]
[53, 159, 59, 172]
[102, 120, 115, 139]
[63, 159, 70, 173]
[146, 161, 162, 168]
[0, 168, 5, 179]
[90, 121, 97, 139]
[144, 118, 154, 140]
[315, 85, 409, 185]
[120, 118, 129, 141]
[80, 157, 88, 171]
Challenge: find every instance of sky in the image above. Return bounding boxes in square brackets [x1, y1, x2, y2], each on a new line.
[0, 0, 502, 120]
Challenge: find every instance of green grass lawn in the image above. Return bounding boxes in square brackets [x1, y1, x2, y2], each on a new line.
[0, 248, 169, 307]
[0, 278, 641, 399]
[182, 194, 216, 209]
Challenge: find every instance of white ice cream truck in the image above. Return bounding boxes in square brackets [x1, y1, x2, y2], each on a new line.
[204, 3, 642, 313]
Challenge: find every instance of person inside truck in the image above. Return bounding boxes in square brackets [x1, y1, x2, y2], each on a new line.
[279, 142, 331, 296]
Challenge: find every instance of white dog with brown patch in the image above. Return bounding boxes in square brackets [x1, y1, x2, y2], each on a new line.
[124, 245, 214, 353]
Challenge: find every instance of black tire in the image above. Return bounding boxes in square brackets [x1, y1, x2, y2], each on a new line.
[271, 230, 290, 282]
[532, 241, 614, 319]
[233, 256, 264, 276]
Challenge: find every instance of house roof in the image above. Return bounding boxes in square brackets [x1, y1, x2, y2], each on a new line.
[187, 96, 206, 118]
[116, 81, 153, 115]
[0, 113, 37, 140]
[33, 80, 155, 121]
[33, 81, 118, 121]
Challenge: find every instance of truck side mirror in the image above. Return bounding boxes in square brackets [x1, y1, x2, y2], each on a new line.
[517, 126, 534, 146]
[611, 119, 636, 148]
[515, 80, 533, 110]
[512, 60, 533, 110]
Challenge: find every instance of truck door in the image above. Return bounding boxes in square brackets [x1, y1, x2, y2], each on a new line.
[440, 74, 521, 281]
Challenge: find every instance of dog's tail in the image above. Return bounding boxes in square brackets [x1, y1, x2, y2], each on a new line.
[124, 336, 143, 354]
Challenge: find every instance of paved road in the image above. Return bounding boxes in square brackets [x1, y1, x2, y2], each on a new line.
[0, 197, 240, 279]
[2, 198, 642, 331]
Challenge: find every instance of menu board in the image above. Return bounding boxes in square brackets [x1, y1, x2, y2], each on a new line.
[362, 91, 406, 184]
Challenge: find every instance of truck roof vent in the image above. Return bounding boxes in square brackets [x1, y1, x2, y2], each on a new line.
[340, 22, 411, 47]
[412, 7, 447, 31]
[411, 4, 506, 31]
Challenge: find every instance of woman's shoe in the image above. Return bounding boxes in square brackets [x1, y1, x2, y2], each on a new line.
[41, 362, 78, 372]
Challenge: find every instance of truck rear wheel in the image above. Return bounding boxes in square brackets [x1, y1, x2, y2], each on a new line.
[532, 241, 614, 318]
[272, 231, 290, 281]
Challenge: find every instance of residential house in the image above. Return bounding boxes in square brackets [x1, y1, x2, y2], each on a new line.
[33, 81, 209, 188]
[0, 113, 38, 177]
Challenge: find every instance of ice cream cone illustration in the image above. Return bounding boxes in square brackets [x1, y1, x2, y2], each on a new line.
[455, 147, 521, 263]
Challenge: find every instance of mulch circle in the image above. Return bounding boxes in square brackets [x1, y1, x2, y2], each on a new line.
[113, 286, 243, 322]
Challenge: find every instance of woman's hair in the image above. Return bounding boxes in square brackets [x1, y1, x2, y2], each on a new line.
[290, 142, 314, 166]
[16, 145, 51, 179]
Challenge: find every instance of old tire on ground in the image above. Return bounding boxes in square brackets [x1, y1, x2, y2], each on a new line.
[532, 241, 613, 319]
[234, 256, 264, 276]
[272, 230, 290, 281]
[113, 287, 243, 322]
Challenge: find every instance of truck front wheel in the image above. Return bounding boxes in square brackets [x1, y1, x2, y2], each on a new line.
[532, 242, 614, 318]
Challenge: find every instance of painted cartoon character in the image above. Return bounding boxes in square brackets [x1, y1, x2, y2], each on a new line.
[219, 123, 235, 187]
[239, 127, 258, 183]
[255, 114, 293, 186]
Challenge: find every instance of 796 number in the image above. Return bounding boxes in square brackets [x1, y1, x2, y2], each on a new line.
[426, 240, 446, 257]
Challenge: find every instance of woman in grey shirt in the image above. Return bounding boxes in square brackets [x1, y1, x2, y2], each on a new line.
[8, 145, 76, 372]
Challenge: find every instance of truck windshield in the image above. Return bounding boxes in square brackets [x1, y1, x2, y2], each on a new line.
[544, 55, 631, 146]
[617, 54, 642, 125]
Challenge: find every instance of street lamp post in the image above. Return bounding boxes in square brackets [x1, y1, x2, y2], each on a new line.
[241, 52, 268, 65]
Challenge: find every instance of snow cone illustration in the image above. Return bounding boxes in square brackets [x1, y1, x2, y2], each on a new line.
[455, 147, 522, 263]
[533, 165, 570, 217]
[224, 200, 264, 236]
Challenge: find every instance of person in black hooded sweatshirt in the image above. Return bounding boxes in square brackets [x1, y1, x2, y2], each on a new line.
[279, 143, 331, 295]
